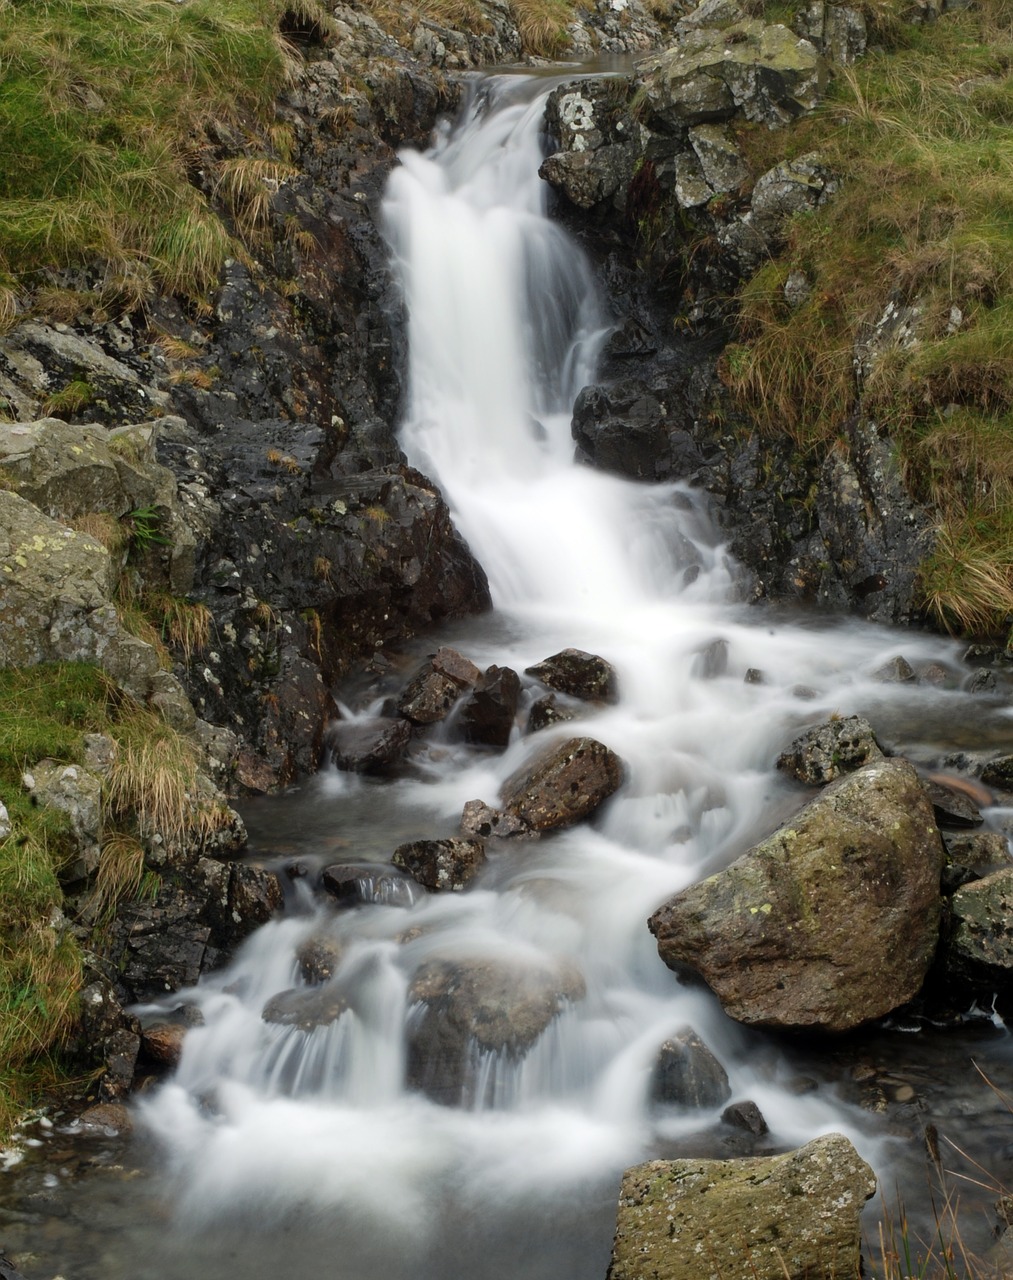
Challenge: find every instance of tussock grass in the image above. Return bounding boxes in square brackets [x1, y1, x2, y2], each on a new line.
[0, 0, 333, 305]
[157, 594, 214, 661]
[510, 0, 576, 55]
[726, 2, 1013, 636]
[85, 831, 146, 920]
[215, 155, 297, 241]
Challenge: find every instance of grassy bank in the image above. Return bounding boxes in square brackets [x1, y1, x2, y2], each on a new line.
[725, 0, 1013, 638]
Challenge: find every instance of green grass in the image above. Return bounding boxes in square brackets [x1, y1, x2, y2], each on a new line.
[724, 0, 1013, 637]
[0, 0, 333, 304]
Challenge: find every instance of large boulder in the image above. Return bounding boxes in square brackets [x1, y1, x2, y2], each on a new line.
[649, 758, 944, 1031]
[637, 20, 824, 132]
[608, 1133, 876, 1280]
[500, 736, 625, 831]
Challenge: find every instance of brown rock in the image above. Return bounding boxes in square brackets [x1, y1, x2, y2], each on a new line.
[392, 838, 486, 891]
[525, 647, 618, 703]
[140, 1022, 188, 1066]
[501, 736, 624, 831]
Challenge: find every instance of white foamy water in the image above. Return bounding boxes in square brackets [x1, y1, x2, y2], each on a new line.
[133, 73, 1007, 1280]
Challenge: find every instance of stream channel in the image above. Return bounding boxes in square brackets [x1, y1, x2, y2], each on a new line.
[3, 69, 1013, 1280]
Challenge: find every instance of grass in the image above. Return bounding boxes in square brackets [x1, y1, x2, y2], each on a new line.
[0, 662, 227, 1132]
[0, 0, 333, 306]
[723, 0, 1013, 637]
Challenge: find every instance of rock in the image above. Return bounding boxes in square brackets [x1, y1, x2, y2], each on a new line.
[943, 829, 1011, 872]
[460, 800, 532, 840]
[637, 20, 824, 132]
[526, 693, 579, 734]
[74, 979, 141, 1100]
[323, 716, 412, 773]
[262, 985, 348, 1030]
[608, 1133, 876, 1280]
[25, 760, 104, 880]
[75, 1102, 134, 1136]
[921, 778, 983, 829]
[0, 801, 9, 842]
[688, 122, 749, 193]
[392, 837, 486, 891]
[873, 654, 917, 683]
[320, 862, 420, 908]
[430, 646, 481, 687]
[982, 755, 1013, 790]
[693, 636, 728, 679]
[572, 381, 703, 482]
[776, 715, 883, 785]
[407, 955, 585, 1104]
[945, 869, 1013, 996]
[296, 936, 343, 984]
[396, 666, 462, 725]
[649, 758, 944, 1031]
[967, 668, 997, 694]
[140, 1021, 188, 1066]
[722, 1099, 768, 1135]
[796, 0, 867, 65]
[649, 1026, 731, 1108]
[500, 736, 625, 831]
[459, 665, 521, 748]
[539, 146, 641, 211]
[525, 648, 619, 703]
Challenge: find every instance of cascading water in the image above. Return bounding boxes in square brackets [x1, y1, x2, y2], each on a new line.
[32, 71, 1011, 1280]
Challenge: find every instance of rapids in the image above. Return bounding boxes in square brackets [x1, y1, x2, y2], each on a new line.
[2, 70, 1012, 1280]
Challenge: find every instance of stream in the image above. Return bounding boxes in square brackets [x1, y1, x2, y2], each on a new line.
[3, 70, 1013, 1280]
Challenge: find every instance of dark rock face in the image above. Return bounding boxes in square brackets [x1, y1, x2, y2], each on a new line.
[500, 736, 625, 831]
[324, 716, 412, 774]
[572, 381, 704, 482]
[608, 1134, 876, 1280]
[776, 715, 883, 786]
[649, 759, 944, 1031]
[397, 667, 463, 725]
[526, 693, 579, 734]
[406, 956, 585, 1105]
[525, 648, 619, 704]
[392, 838, 486, 891]
[649, 1026, 731, 1109]
[459, 665, 521, 748]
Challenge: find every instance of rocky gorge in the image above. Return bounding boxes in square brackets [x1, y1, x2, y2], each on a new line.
[2, 0, 1013, 1277]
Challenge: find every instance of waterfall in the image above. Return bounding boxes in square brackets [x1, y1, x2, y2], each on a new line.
[133, 73, 973, 1280]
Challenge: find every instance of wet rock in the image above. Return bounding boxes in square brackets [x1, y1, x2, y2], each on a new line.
[320, 862, 419, 908]
[459, 665, 521, 748]
[323, 716, 412, 774]
[572, 382, 703, 483]
[943, 829, 1011, 875]
[649, 1026, 731, 1109]
[944, 870, 1013, 998]
[407, 956, 585, 1104]
[140, 1022, 188, 1066]
[873, 654, 917, 683]
[540, 80, 646, 213]
[396, 666, 462, 725]
[74, 980, 141, 1100]
[722, 1099, 768, 1135]
[460, 800, 532, 841]
[500, 736, 625, 831]
[296, 936, 343, 984]
[608, 1134, 875, 1280]
[776, 715, 883, 786]
[982, 755, 1013, 791]
[967, 668, 997, 695]
[526, 693, 579, 734]
[430, 646, 481, 688]
[392, 837, 486, 892]
[922, 778, 983, 829]
[262, 985, 348, 1030]
[75, 1102, 134, 1136]
[693, 637, 728, 679]
[525, 648, 619, 703]
[637, 20, 824, 131]
[650, 759, 944, 1031]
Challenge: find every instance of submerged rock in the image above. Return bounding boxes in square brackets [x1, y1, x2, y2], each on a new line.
[323, 716, 412, 774]
[500, 736, 625, 831]
[650, 758, 944, 1031]
[320, 862, 419, 908]
[262, 985, 348, 1030]
[526, 693, 579, 734]
[608, 1133, 875, 1280]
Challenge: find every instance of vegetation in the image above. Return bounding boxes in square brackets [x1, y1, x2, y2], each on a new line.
[0, 0, 335, 306]
[0, 662, 224, 1130]
[725, 0, 1013, 637]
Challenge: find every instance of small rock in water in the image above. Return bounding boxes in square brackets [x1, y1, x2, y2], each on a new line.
[319, 862, 418, 908]
[966, 668, 998, 695]
[262, 985, 348, 1030]
[459, 665, 521, 748]
[982, 754, 1013, 791]
[722, 1099, 768, 1135]
[692, 637, 728, 680]
[872, 654, 917, 683]
[526, 693, 578, 734]
[921, 777, 983, 829]
[460, 800, 532, 840]
[649, 1026, 731, 1109]
[744, 668, 764, 684]
[296, 936, 343, 984]
[500, 736, 624, 831]
[392, 838, 486, 892]
[396, 668, 462, 725]
[323, 717, 411, 774]
[430, 646, 481, 687]
[74, 1103, 133, 1137]
[524, 647, 618, 703]
[140, 1022, 188, 1066]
